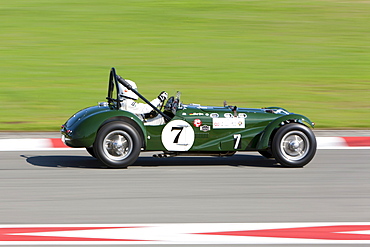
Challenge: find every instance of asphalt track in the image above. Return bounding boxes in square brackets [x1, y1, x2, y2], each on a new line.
[0, 147, 370, 246]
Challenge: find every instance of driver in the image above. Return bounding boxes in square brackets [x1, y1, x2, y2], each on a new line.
[118, 79, 168, 125]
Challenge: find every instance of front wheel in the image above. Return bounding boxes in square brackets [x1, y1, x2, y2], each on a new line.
[93, 122, 142, 168]
[272, 124, 316, 168]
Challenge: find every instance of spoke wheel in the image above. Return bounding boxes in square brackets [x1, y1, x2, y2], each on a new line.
[94, 122, 141, 168]
[272, 124, 316, 168]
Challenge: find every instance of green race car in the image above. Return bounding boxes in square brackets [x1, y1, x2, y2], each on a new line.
[61, 68, 316, 168]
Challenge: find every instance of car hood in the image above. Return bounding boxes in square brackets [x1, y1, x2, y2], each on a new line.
[180, 104, 289, 115]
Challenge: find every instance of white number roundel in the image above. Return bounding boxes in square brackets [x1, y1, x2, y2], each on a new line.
[161, 120, 195, 151]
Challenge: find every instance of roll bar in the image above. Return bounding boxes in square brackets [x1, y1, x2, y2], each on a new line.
[109, 67, 171, 122]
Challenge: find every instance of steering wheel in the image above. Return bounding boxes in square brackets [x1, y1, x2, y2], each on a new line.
[164, 96, 175, 112]
[164, 95, 180, 116]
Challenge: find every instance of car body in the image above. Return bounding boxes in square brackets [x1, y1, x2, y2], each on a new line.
[61, 68, 317, 168]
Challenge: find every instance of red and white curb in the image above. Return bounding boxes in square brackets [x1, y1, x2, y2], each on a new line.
[0, 137, 370, 151]
[317, 137, 370, 149]
[0, 138, 72, 151]
[1, 223, 370, 245]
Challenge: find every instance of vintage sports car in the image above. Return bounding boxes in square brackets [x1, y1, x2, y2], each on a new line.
[61, 68, 317, 168]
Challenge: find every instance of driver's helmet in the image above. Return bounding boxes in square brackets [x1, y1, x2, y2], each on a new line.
[118, 79, 138, 100]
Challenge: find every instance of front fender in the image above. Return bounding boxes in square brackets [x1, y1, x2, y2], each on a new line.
[256, 114, 315, 150]
[63, 108, 146, 148]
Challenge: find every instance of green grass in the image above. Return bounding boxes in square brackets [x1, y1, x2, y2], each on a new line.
[1, 0, 369, 130]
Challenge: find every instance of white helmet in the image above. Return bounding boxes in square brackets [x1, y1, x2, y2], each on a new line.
[118, 79, 138, 100]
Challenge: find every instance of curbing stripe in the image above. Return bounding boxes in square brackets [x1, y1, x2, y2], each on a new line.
[343, 136, 370, 147]
[316, 137, 347, 149]
[50, 138, 70, 148]
[0, 139, 51, 151]
[1, 223, 370, 244]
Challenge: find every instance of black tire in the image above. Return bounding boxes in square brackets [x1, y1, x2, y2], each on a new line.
[258, 150, 274, 159]
[271, 123, 316, 168]
[86, 147, 96, 158]
[93, 121, 142, 168]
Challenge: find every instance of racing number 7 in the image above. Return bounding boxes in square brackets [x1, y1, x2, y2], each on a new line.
[171, 127, 184, 143]
[234, 134, 241, 149]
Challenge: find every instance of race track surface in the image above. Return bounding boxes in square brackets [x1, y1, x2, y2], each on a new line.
[0, 149, 369, 246]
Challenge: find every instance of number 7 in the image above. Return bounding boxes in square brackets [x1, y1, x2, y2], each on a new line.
[171, 127, 184, 143]
[234, 134, 241, 149]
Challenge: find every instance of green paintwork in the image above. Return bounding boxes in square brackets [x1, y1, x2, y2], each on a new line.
[144, 125, 166, 150]
[62, 104, 146, 148]
[62, 61, 318, 154]
[62, 99, 314, 153]
[256, 113, 314, 150]
[166, 105, 275, 152]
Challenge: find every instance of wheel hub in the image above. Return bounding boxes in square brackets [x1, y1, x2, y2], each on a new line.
[289, 141, 300, 151]
[280, 131, 309, 161]
[103, 130, 132, 160]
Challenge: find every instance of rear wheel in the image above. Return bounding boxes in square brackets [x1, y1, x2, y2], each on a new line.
[93, 122, 142, 168]
[272, 124, 316, 168]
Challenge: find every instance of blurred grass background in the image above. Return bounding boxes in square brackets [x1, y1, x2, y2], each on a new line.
[0, 0, 369, 131]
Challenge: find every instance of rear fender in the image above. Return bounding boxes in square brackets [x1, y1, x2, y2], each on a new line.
[256, 114, 314, 150]
[71, 111, 147, 148]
